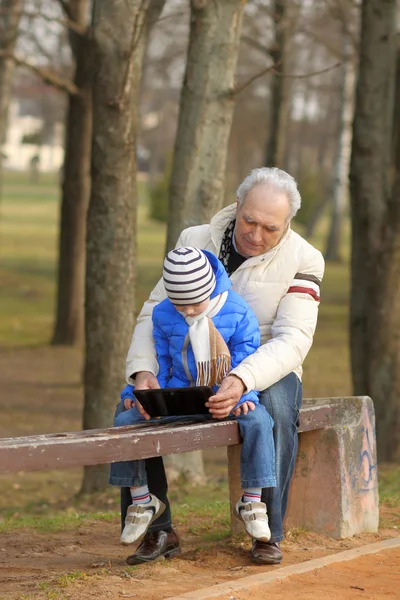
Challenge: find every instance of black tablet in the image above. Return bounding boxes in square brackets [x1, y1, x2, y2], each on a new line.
[133, 386, 214, 417]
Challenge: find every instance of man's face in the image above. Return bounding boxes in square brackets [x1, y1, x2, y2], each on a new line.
[234, 184, 291, 257]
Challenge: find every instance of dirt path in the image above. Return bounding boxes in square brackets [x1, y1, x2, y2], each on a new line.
[205, 545, 400, 600]
[1, 524, 399, 600]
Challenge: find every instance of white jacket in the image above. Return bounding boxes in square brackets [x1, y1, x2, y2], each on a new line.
[127, 204, 325, 392]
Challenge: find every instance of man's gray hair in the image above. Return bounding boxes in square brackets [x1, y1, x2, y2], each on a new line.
[236, 167, 302, 221]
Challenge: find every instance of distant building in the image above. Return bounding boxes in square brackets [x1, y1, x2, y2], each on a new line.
[3, 100, 64, 172]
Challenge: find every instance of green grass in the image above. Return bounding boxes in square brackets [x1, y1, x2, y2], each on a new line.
[0, 479, 231, 535]
[172, 481, 231, 541]
[0, 171, 166, 346]
[0, 509, 119, 534]
[379, 463, 400, 507]
[57, 571, 89, 587]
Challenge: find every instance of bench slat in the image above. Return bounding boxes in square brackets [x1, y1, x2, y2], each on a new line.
[0, 420, 241, 474]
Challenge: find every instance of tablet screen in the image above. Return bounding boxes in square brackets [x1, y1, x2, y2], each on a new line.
[133, 386, 214, 417]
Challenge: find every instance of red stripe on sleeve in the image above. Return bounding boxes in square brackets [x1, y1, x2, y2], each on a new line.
[287, 286, 320, 302]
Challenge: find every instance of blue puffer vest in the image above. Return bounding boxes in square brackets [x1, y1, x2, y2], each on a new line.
[122, 251, 260, 406]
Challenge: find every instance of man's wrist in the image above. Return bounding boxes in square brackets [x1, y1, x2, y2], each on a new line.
[132, 370, 154, 379]
[229, 373, 246, 393]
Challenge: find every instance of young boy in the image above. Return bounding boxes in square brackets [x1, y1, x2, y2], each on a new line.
[109, 247, 276, 546]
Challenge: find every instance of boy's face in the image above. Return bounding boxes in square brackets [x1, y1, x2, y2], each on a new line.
[173, 298, 210, 317]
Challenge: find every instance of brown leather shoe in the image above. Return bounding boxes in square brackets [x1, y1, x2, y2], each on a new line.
[251, 540, 282, 565]
[126, 529, 181, 565]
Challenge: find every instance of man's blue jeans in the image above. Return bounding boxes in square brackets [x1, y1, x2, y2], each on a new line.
[110, 403, 276, 490]
[259, 372, 302, 543]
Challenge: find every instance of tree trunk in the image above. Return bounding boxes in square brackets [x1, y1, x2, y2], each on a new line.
[392, 44, 400, 173]
[325, 29, 354, 262]
[166, 0, 246, 252]
[0, 0, 22, 173]
[349, 0, 400, 461]
[81, 0, 165, 494]
[52, 0, 92, 346]
[264, 0, 287, 168]
[304, 86, 338, 240]
[164, 451, 206, 485]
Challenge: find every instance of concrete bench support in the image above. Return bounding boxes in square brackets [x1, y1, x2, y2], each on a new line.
[229, 396, 379, 539]
[285, 396, 379, 538]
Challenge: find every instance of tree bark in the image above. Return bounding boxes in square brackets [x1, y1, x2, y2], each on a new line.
[392, 43, 400, 173]
[51, 0, 92, 346]
[264, 0, 288, 168]
[166, 0, 246, 252]
[81, 0, 165, 494]
[349, 0, 400, 461]
[164, 451, 206, 485]
[0, 0, 23, 172]
[325, 29, 354, 262]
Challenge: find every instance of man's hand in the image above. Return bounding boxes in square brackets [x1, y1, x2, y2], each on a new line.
[132, 371, 160, 421]
[134, 371, 160, 391]
[232, 400, 255, 417]
[206, 375, 246, 419]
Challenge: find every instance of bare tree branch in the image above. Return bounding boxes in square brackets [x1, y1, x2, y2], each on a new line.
[116, 0, 148, 107]
[17, 8, 87, 35]
[233, 61, 279, 96]
[241, 34, 272, 57]
[19, 25, 66, 65]
[232, 59, 342, 97]
[271, 61, 342, 79]
[0, 50, 78, 94]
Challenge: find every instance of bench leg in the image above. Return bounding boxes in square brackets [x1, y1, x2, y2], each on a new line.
[285, 396, 379, 538]
[227, 444, 245, 535]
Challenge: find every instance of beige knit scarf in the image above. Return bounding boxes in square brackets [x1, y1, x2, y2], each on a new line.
[185, 292, 231, 387]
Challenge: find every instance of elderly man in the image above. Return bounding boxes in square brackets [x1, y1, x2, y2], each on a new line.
[122, 167, 324, 565]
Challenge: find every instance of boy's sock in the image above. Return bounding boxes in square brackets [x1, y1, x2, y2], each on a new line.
[243, 488, 262, 503]
[130, 485, 151, 505]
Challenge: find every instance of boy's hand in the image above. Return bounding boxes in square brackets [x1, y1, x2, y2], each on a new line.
[124, 398, 135, 410]
[123, 395, 151, 421]
[232, 401, 255, 416]
[206, 375, 246, 419]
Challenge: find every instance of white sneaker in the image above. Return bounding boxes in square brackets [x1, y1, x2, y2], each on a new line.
[120, 495, 166, 545]
[234, 498, 271, 541]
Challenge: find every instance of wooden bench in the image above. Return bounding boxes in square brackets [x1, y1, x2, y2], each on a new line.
[0, 396, 379, 539]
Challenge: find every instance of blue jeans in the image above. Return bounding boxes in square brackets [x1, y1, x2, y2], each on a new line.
[109, 402, 276, 489]
[114, 373, 300, 541]
[130, 372, 302, 540]
[259, 372, 302, 543]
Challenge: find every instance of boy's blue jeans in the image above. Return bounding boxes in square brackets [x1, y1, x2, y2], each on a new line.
[109, 402, 276, 490]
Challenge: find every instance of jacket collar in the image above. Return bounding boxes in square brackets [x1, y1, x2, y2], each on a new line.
[210, 203, 292, 266]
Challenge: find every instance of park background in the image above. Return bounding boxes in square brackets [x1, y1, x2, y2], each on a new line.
[0, 1, 399, 598]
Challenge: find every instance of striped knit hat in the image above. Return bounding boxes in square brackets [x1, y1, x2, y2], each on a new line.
[163, 247, 216, 306]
